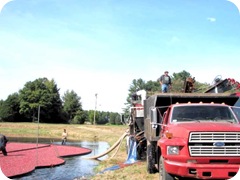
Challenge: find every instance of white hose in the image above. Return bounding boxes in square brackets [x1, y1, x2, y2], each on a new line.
[85, 130, 129, 160]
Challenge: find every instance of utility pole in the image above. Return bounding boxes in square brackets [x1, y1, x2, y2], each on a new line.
[36, 105, 40, 166]
[93, 93, 98, 125]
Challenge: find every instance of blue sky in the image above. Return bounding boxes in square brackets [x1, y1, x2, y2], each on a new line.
[0, 0, 240, 113]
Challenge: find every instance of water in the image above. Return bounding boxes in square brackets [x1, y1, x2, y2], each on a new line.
[12, 141, 109, 180]
[125, 137, 137, 164]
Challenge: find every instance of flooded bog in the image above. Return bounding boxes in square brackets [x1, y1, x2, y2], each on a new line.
[11, 141, 109, 180]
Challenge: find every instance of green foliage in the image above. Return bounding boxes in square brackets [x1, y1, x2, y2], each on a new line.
[172, 70, 191, 81]
[18, 77, 64, 123]
[145, 80, 161, 92]
[170, 70, 192, 92]
[125, 79, 147, 111]
[109, 112, 122, 125]
[114, 114, 122, 125]
[71, 110, 88, 124]
[0, 93, 24, 122]
[62, 90, 82, 123]
[97, 111, 109, 124]
[171, 78, 185, 92]
[129, 78, 146, 92]
[86, 110, 110, 125]
[72, 110, 88, 124]
[88, 110, 95, 124]
[44, 79, 64, 123]
[0, 99, 11, 122]
[19, 78, 51, 121]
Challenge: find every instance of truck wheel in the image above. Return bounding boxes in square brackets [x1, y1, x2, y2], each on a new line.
[159, 156, 174, 180]
[147, 141, 158, 174]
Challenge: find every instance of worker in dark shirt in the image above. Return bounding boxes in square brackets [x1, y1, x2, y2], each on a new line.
[159, 71, 172, 93]
[0, 134, 8, 156]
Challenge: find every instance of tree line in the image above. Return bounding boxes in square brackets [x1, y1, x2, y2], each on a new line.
[0, 70, 210, 124]
[0, 78, 122, 125]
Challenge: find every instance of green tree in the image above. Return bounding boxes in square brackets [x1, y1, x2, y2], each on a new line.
[72, 110, 88, 124]
[109, 112, 116, 124]
[18, 78, 63, 123]
[170, 70, 191, 92]
[97, 111, 109, 124]
[88, 110, 95, 124]
[172, 70, 191, 81]
[145, 80, 161, 94]
[88, 110, 100, 124]
[125, 78, 146, 110]
[19, 78, 52, 122]
[129, 78, 146, 93]
[109, 112, 121, 125]
[44, 79, 64, 123]
[62, 90, 82, 123]
[0, 93, 24, 122]
[114, 113, 122, 125]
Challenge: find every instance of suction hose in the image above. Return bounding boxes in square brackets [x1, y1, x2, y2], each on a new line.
[85, 130, 129, 160]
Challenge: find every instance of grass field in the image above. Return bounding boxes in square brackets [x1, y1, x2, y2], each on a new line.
[0, 122, 159, 180]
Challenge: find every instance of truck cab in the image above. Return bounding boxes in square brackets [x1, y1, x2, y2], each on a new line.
[156, 102, 240, 179]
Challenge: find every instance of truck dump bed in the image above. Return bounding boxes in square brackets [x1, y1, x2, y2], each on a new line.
[144, 93, 240, 118]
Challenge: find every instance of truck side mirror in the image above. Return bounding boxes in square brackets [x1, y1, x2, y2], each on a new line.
[151, 108, 158, 128]
[145, 107, 161, 140]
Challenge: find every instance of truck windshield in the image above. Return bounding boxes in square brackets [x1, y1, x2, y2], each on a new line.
[171, 105, 237, 123]
[232, 107, 240, 122]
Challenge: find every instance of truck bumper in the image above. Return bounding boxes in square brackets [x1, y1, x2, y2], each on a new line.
[165, 159, 240, 179]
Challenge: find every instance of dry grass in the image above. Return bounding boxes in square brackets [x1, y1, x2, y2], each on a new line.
[0, 122, 158, 180]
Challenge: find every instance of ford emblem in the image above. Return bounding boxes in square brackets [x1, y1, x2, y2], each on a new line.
[213, 142, 225, 147]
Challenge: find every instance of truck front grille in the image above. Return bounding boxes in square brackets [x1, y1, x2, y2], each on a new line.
[189, 132, 240, 156]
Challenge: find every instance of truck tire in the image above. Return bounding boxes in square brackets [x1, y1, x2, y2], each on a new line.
[147, 141, 158, 174]
[159, 156, 174, 180]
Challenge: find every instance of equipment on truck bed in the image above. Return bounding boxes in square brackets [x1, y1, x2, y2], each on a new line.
[204, 75, 240, 93]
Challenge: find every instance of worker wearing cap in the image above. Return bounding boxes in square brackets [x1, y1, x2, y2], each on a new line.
[159, 71, 172, 93]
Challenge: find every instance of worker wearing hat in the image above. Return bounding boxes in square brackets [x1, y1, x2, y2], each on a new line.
[159, 71, 172, 93]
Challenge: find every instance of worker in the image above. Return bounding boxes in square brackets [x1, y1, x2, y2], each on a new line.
[61, 129, 68, 145]
[159, 71, 172, 93]
[0, 134, 8, 156]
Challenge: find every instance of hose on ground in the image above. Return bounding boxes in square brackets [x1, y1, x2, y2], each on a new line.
[109, 131, 128, 159]
[84, 130, 129, 160]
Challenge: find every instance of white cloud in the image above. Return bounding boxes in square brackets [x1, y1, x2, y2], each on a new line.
[207, 17, 216, 22]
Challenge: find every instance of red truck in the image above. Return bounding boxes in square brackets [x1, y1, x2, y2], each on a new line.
[129, 90, 240, 179]
[153, 94, 240, 179]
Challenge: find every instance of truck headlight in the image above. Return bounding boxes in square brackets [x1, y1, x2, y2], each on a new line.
[167, 146, 179, 155]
